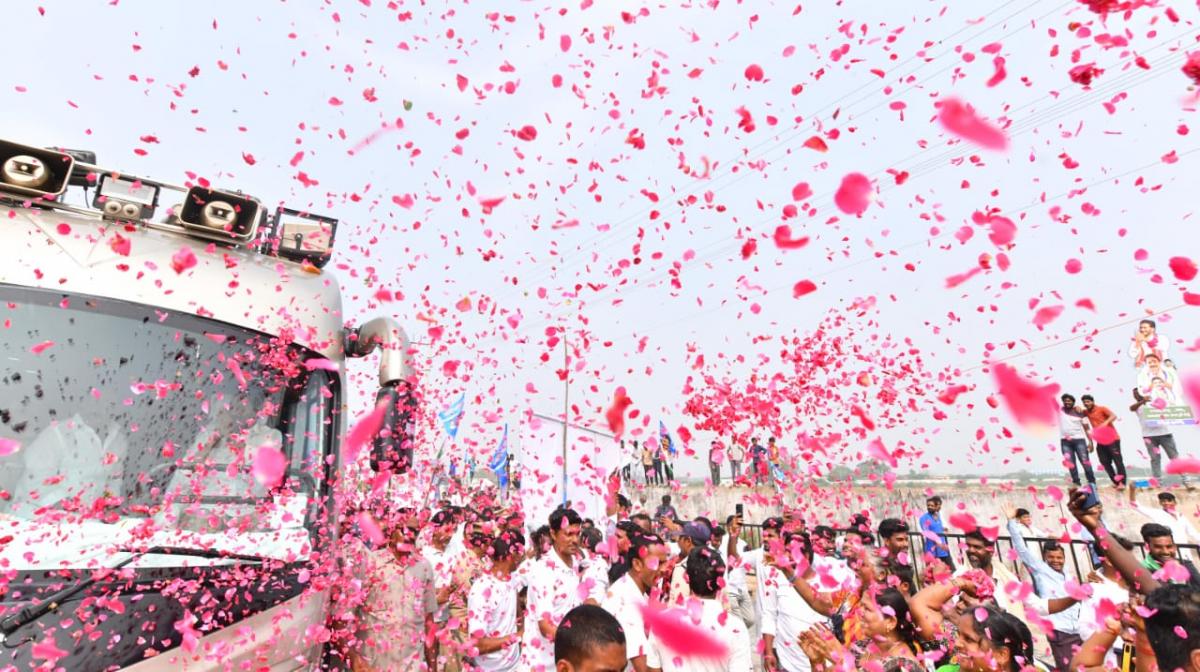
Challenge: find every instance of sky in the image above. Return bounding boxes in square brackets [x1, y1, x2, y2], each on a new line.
[4, 0, 1200, 485]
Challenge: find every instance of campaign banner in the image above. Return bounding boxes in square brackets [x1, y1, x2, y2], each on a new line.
[1130, 318, 1195, 426]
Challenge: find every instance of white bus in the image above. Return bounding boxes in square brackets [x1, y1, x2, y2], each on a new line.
[0, 139, 414, 670]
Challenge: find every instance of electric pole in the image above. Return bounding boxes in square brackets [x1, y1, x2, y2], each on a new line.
[561, 330, 569, 506]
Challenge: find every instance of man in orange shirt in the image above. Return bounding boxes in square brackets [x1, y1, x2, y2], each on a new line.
[1082, 394, 1126, 488]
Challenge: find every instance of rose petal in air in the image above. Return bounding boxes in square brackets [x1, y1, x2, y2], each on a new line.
[1092, 425, 1118, 445]
[252, 443, 287, 488]
[937, 98, 1009, 151]
[1169, 256, 1197, 281]
[987, 215, 1017, 246]
[606, 389, 633, 436]
[1033, 305, 1064, 328]
[773, 225, 809, 250]
[346, 401, 389, 463]
[1166, 456, 1200, 475]
[0, 438, 19, 457]
[949, 512, 978, 533]
[358, 512, 385, 546]
[992, 363, 1061, 429]
[639, 602, 729, 659]
[792, 280, 817, 297]
[834, 173, 873, 215]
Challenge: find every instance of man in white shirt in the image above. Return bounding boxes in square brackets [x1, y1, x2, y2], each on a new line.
[468, 531, 526, 672]
[422, 509, 461, 622]
[809, 526, 854, 593]
[649, 546, 752, 672]
[725, 515, 781, 637]
[580, 526, 612, 605]
[1130, 388, 1192, 487]
[1076, 534, 1133, 670]
[1131, 489, 1200, 560]
[668, 522, 710, 607]
[522, 507, 585, 671]
[719, 516, 757, 637]
[758, 531, 830, 672]
[1012, 508, 1046, 539]
[1059, 393, 1097, 489]
[727, 443, 745, 481]
[603, 531, 670, 671]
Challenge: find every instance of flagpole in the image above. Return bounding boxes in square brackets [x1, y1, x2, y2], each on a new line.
[561, 330, 569, 507]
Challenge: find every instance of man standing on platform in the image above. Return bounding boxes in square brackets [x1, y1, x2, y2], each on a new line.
[1081, 394, 1126, 489]
[919, 496, 953, 570]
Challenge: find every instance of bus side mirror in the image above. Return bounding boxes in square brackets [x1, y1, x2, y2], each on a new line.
[371, 381, 416, 474]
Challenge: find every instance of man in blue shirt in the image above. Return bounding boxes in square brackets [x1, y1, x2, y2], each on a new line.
[918, 495, 954, 570]
[1007, 506, 1082, 671]
[749, 437, 768, 485]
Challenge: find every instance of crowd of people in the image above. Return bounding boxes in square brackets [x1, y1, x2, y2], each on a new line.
[619, 435, 790, 490]
[327, 478, 1200, 672]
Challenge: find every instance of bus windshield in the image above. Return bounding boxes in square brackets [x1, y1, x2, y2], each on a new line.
[0, 285, 338, 567]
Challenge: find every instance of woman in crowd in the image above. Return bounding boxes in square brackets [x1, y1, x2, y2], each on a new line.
[798, 586, 922, 671]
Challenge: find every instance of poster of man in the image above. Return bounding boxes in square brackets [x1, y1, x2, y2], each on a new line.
[1131, 320, 1193, 424]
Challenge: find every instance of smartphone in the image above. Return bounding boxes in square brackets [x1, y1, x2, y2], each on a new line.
[736, 503, 744, 517]
[1079, 485, 1101, 510]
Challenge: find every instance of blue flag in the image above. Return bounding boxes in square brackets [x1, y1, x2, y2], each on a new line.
[438, 393, 466, 439]
[489, 424, 509, 487]
[659, 420, 676, 456]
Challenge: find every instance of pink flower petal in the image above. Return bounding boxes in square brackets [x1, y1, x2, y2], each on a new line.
[1092, 425, 1118, 445]
[605, 388, 633, 437]
[358, 511, 385, 546]
[949, 512, 978, 533]
[937, 97, 1009, 151]
[30, 341, 54, 355]
[0, 438, 19, 457]
[1169, 256, 1197, 281]
[252, 443, 287, 488]
[1166, 456, 1200, 475]
[834, 172, 873, 215]
[773, 225, 809, 250]
[171, 247, 198, 274]
[639, 602, 729, 660]
[302, 358, 340, 372]
[1183, 372, 1200, 411]
[31, 638, 67, 663]
[986, 215, 1017, 246]
[1033, 305, 1064, 328]
[992, 363, 1060, 429]
[345, 401, 388, 463]
[792, 279, 818, 297]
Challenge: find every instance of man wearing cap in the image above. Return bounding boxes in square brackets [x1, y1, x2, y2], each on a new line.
[666, 521, 711, 606]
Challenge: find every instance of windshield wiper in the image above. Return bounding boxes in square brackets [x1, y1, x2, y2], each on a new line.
[0, 545, 265, 638]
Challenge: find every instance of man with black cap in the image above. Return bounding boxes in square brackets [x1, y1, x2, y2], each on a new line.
[666, 520, 711, 607]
